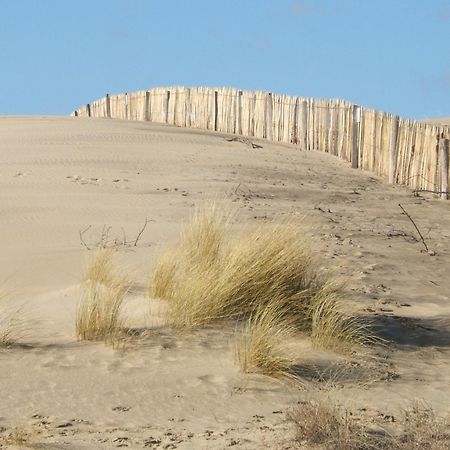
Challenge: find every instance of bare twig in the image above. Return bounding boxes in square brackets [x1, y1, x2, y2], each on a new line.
[234, 183, 254, 197]
[99, 225, 112, 248]
[134, 217, 150, 247]
[79, 225, 92, 250]
[79, 220, 151, 250]
[398, 203, 429, 252]
[404, 174, 437, 186]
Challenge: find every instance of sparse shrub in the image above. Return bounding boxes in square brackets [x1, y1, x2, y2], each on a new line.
[288, 398, 450, 449]
[0, 425, 39, 449]
[76, 248, 129, 345]
[400, 401, 450, 450]
[289, 399, 388, 449]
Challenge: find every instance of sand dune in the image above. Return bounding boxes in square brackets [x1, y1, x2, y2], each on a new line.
[423, 117, 450, 127]
[0, 116, 449, 448]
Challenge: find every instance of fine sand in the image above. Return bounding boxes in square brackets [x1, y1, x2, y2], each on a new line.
[0, 116, 449, 449]
[423, 117, 450, 127]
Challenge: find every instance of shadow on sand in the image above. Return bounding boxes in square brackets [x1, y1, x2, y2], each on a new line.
[370, 313, 450, 349]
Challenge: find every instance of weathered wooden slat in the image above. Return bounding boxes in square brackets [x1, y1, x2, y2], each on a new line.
[70, 87, 449, 199]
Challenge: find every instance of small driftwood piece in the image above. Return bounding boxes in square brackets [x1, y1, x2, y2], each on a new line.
[225, 137, 263, 149]
[79, 225, 92, 249]
[398, 203, 429, 252]
[133, 217, 150, 247]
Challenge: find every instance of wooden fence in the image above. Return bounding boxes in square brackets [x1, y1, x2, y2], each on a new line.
[71, 87, 450, 199]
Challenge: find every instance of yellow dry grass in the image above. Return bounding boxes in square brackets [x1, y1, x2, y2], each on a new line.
[0, 293, 26, 348]
[150, 246, 180, 300]
[235, 301, 298, 379]
[150, 205, 374, 355]
[0, 313, 19, 348]
[308, 283, 378, 354]
[181, 202, 227, 267]
[76, 248, 130, 345]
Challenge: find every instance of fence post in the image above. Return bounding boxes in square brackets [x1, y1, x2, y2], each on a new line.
[291, 98, 299, 144]
[185, 88, 191, 127]
[266, 93, 273, 141]
[440, 137, 449, 200]
[124, 93, 128, 120]
[351, 104, 361, 168]
[165, 90, 170, 123]
[144, 91, 150, 121]
[86, 103, 91, 118]
[214, 90, 219, 131]
[237, 90, 243, 135]
[301, 100, 308, 150]
[106, 94, 111, 118]
[389, 115, 400, 184]
[323, 103, 330, 152]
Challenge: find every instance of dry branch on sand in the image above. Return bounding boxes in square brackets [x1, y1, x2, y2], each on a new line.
[288, 398, 450, 449]
[76, 248, 130, 346]
[150, 205, 376, 377]
[79, 218, 151, 250]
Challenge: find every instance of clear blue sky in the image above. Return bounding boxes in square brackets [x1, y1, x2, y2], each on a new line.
[1, 0, 449, 119]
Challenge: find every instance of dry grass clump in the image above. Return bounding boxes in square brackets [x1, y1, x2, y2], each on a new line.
[76, 248, 130, 345]
[0, 311, 19, 348]
[82, 246, 119, 286]
[151, 207, 315, 328]
[181, 203, 227, 267]
[289, 399, 387, 449]
[151, 246, 182, 300]
[235, 301, 298, 378]
[0, 425, 40, 449]
[150, 204, 227, 302]
[150, 205, 374, 356]
[0, 294, 26, 348]
[400, 401, 450, 450]
[309, 284, 378, 353]
[288, 399, 450, 449]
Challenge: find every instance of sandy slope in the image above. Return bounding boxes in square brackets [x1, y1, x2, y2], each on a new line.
[0, 116, 449, 449]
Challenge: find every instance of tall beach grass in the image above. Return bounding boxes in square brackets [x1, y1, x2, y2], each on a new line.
[150, 205, 376, 376]
[0, 292, 27, 348]
[76, 248, 130, 345]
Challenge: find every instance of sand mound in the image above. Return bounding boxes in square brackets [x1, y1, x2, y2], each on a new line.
[0, 116, 449, 448]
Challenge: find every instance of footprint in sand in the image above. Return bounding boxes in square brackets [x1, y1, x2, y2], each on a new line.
[67, 175, 102, 185]
[112, 406, 131, 413]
